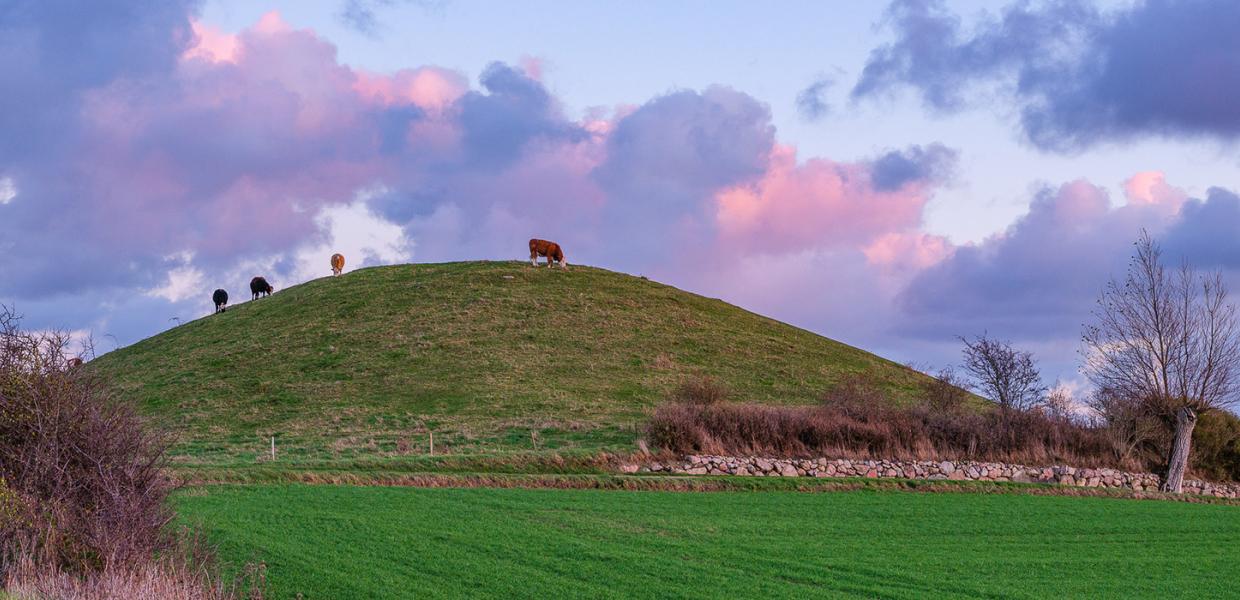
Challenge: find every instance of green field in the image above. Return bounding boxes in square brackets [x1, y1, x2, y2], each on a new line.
[92, 261, 932, 465]
[179, 485, 1240, 599]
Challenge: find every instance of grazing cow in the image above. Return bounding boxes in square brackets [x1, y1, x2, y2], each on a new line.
[250, 277, 274, 300]
[67, 357, 83, 369]
[212, 288, 229, 313]
[331, 253, 345, 276]
[528, 238, 567, 269]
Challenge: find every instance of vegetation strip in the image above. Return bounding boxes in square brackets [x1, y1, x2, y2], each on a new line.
[176, 471, 1240, 505]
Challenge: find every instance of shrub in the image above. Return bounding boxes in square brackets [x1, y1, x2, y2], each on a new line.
[921, 367, 969, 414]
[647, 375, 1147, 472]
[1191, 411, 1240, 482]
[0, 306, 258, 598]
[669, 375, 729, 406]
[0, 312, 174, 575]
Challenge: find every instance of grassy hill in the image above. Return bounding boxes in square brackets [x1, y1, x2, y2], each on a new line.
[92, 261, 932, 465]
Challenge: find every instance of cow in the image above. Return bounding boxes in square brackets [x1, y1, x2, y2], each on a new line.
[67, 357, 83, 369]
[250, 277, 274, 300]
[331, 253, 345, 276]
[213, 288, 229, 313]
[528, 238, 567, 269]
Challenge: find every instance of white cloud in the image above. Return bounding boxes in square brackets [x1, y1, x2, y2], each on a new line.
[289, 196, 412, 282]
[145, 252, 206, 303]
[0, 177, 16, 205]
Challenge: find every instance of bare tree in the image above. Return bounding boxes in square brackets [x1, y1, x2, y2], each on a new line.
[959, 334, 1047, 413]
[1082, 232, 1240, 492]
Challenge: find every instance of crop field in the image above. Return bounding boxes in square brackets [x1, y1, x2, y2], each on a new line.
[178, 485, 1240, 599]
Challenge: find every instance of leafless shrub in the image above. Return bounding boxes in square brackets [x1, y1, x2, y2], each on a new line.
[0, 305, 257, 598]
[1041, 383, 1077, 423]
[921, 367, 970, 413]
[1087, 387, 1163, 466]
[648, 391, 1131, 470]
[0, 307, 174, 575]
[669, 375, 729, 406]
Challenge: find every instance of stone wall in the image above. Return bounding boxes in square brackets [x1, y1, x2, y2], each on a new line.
[635, 455, 1240, 498]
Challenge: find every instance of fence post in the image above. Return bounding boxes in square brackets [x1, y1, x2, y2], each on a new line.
[270, 436, 276, 461]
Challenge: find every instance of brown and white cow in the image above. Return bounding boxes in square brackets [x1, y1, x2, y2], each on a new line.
[528, 239, 567, 269]
[330, 253, 345, 276]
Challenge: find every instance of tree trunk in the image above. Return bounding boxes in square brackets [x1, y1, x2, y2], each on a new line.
[1161, 406, 1198, 493]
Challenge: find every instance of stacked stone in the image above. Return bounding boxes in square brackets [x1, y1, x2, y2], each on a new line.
[634, 455, 1240, 498]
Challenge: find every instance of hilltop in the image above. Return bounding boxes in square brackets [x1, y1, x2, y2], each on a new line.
[91, 261, 933, 464]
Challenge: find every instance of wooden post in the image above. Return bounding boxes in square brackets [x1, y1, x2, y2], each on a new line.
[270, 436, 276, 461]
[531, 430, 538, 450]
[429, 430, 434, 455]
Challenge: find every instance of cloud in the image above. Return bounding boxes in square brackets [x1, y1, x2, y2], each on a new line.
[869, 143, 957, 192]
[714, 145, 943, 255]
[594, 87, 774, 217]
[853, 0, 1240, 149]
[896, 175, 1188, 341]
[337, 0, 448, 36]
[1163, 187, 1240, 269]
[795, 77, 833, 121]
[455, 62, 586, 168]
[0, 177, 15, 205]
[145, 254, 205, 303]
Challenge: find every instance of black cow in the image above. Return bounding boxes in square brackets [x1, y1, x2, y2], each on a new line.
[250, 277, 274, 300]
[213, 288, 229, 313]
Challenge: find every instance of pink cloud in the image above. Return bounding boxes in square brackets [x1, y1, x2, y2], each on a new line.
[864, 232, 952, 271]
[519, 56, 545, 81]
[1123, 170, 1188, 209]
[184, 20, 239, 64]
[353, 67, 469, 112]
[715, 144, 933, 254]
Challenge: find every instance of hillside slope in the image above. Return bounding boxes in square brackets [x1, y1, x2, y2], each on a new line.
[92, 261, 931, 463]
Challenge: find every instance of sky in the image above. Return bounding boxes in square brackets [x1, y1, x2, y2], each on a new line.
[3, 0, 1240, 396]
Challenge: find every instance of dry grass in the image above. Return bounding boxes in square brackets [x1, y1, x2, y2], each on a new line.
[647, 376, 1141, 471]
[4, 546, 264, 600]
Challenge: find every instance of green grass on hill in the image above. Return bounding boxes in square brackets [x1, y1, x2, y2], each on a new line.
[179, 484, 1240, 599]
[92, 261, 931, 464]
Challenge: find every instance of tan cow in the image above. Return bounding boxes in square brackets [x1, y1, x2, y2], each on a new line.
[331, 253, 345, 276]
[529, 239, 567, 269]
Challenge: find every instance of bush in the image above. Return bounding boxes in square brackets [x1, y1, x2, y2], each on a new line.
[1191, 411, 1240, 482]
[647, 375, 1143, 471]
[669, 375, 729, 406]
[0, 310, 174, 575]
[0, 307, 258, 598]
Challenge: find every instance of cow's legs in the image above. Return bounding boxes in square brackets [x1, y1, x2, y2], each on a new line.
[530, 250, 538, 266]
